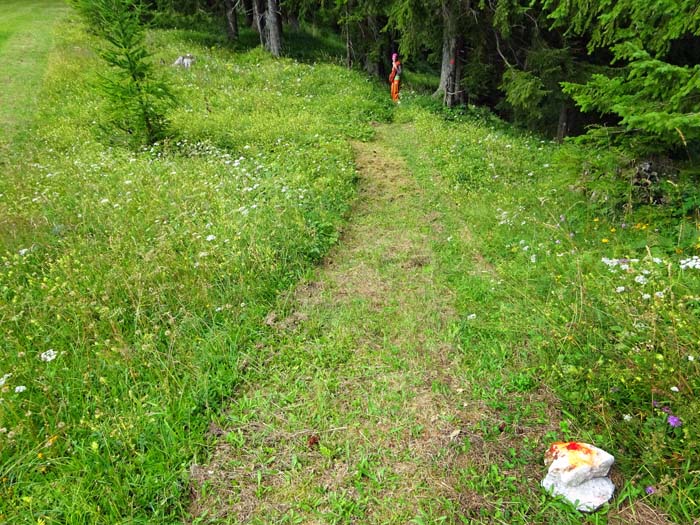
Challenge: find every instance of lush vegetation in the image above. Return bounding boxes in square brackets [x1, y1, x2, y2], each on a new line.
[391, 97, 700, 522]
[0, 7, 388, 523]
[152, 0, 700, 157]
[1, 0, 699, 523]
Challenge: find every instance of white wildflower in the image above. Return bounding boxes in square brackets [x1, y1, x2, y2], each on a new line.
[18, 248, 29, 256]
[616, 286, 626, 293]
[642, 293, 651, 300]
[467, 313, 477, 320]
[654, 291, 664, 298]
[0, 374, 11, 387]
[623, 414, 632, 421]
[634, 275, 648, 285]
[206, 235, 216, 242]
[688, 355, 695, 362]
[14, 386, 26, 393]
[680, 256, 700, 270]
[670, 386, 679, 393]
[40, 349, 57, 362]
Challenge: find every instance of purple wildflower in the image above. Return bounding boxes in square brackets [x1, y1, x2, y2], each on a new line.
[667, 415, 682, 428]
[661, 406, 672, 414]
[645, 486, 655, 495]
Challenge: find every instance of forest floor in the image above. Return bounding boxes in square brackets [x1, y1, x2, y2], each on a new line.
[188, 125, 671, 524]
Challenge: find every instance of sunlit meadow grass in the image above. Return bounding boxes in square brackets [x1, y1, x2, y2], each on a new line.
[0, 13, 389, 524]
[393, 101, 700, 522]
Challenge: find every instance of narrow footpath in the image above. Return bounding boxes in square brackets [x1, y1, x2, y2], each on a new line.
[188, 126, 569, 524]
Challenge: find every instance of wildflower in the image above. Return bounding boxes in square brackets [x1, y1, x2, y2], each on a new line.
[689, 355, 695, 362]
[40, 349, 57, 362]
[645, 486, 656, 495]
[623, 414, 632, 421]
[652, 257, 662, 264]
[634, 275, 648, 285]
[14, 386, 26, 393]
[0, 374, 11, 387]
[530, 254, 537, 263]
[467, 313, 476, 320]
[654, 291, 664, 298]
[601, 238, 609, 243]
[680, 256, 700, 270]
[206, 234, 216, 242]
[18, 248, 29, 256]
[670, 386, 679, 393]
[642, 293, 651, 300]
[667, 415, 682, 427]
[616, 286, 625, 293]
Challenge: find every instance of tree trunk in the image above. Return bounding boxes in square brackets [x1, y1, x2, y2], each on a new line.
[436, 1, 456, 100]
[435, 0, 466, 107]
[556, 103, 568, 142]
[344, 0, 353, 68]
[224, 0, 239, 41]
[362, 15, 382, 76]
[252, 0, 265, 40]
[265, 0, 282, 57]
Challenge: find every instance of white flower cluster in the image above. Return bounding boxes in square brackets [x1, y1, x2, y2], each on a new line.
[40, 349, 57, 362]
[680, 256, 700, 270]
[601, 257, 639, 272]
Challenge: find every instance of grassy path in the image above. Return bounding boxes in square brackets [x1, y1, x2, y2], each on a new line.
[0, 0, 69, 144]
[189, 126, 568, 524]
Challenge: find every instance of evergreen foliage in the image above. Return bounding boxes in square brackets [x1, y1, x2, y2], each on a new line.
[72, 0, 176, 145]
[544, 0, 700, 155]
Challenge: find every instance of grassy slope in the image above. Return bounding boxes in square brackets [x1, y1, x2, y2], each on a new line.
[389, 103, 699, 523]
[1, 3, 698, 524]
[0, 8, 389, 524]
[0, 0, 69, 144]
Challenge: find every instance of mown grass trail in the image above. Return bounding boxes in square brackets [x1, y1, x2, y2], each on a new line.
[0, 0, 68, 144]
[190, 123, 681, 524]
[188, 126, 573, 524]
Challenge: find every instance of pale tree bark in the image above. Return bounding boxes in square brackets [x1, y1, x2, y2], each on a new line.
[252, 0, 265, 41]
[224, 0, 239, 41]
[265, 0, 283, 57]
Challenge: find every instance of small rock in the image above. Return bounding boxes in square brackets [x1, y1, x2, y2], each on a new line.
[542, 441, 615, 512]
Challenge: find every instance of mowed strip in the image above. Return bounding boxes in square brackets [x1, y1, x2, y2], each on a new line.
[0, 0, 70, 142]
[186, 125, 559, 524]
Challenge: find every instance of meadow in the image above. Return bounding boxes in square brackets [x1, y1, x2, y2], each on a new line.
[0, 7, 389, 523]
[390, 101, 700, 522]
[1, 2, 699, 524]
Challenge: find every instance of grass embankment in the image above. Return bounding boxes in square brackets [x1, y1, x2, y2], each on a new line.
[0, 9, 389, 524]
[0, 0, 69, 144]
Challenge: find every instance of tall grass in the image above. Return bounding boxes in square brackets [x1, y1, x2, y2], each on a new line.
[0, 13, 390, 524]
[392, 99, 700, 522]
